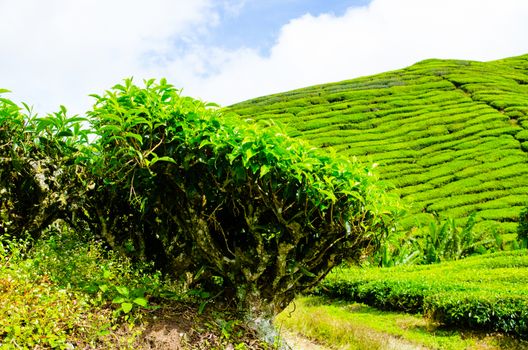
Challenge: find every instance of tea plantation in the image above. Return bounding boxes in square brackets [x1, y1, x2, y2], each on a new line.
[227, 54, 528, 236]
[319, 251, 528, 338]
[2, 54, 528, 348]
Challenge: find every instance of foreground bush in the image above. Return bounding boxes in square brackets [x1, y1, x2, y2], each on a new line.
[318, 251, 528, 338]
[0, 228, 280, 349]
[81, 79, 395, 319]
[0, 92, 89, 238]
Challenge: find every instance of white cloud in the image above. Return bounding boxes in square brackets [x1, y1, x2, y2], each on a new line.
[0, 0, 214, 114]
[221, 0, 247, 17]
[178, 0, 528, 105]
[1, 0, 527, 114]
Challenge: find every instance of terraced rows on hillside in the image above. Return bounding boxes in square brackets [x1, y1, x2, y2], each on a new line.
[227, 54, 528, 235]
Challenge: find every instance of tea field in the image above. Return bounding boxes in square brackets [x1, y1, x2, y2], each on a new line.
[227, 54, 528, 236]
[319, 250, 528, 338]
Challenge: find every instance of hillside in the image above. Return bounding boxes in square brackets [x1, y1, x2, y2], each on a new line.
[227, 54, 528, 235]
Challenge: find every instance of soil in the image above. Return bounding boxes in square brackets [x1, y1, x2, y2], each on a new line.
[136, 301, 265, 350]
[279, 331, 331, 350]
[135, 301, 430, 350]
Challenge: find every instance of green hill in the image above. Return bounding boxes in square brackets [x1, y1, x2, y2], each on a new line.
[227, 54, 528, 236]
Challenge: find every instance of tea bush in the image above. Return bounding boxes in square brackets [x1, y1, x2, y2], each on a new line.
[0, 92, 90, 239]
[317, 251, 528, 337]
[81, 78, 396, 319]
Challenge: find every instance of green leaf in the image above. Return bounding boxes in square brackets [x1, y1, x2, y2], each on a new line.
[101, 114, 124, 124]
[89, 93, 102, 100]
[260, 164, 270, 178]
[227, 153, 239, 164]
[198, 301, 207, 314]
[0, 88, 11, 94]
[250, 163, 260, 174]
[300, 266, 316, 278]
[103, 269, 112, 280]
[115, 286, 129, 297]
[0, 97, 17, 106]
[128, 117, 153, 129]
[66, 116, 88, 124]
[199, 139, 213, 148]
[244, 148, 255, 161]
[156, 156, 177, 164]
[105, 135, 125, 143]
[99, 125, 122, 134]
[35, 119, 54, 133]
[57, 130, 74, 137]
[133, 297, 148, 307]
[149, 155, 177, 166]
[121, 302, 133, 314]
[97, 329, 111, 336]
[112, 296, 126, 304]
[112, 83, 127, 92]
[125, 132, 143, 144]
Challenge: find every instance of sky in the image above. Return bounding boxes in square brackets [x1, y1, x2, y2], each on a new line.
[1, 0, 528, 116]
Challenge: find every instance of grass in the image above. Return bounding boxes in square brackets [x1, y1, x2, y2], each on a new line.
[227, 54, 528, 235]
[276, 296, 528, 350]
[317, 251, 528, 337]
[0, 230, 143, 349]
[0, 228, 272, 349]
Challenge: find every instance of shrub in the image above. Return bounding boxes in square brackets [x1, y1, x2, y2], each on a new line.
[318, 251, 528, 338]
[0, 230, 138, 349]
[79, 78, 396, 320]
[0, 93, 89, 239]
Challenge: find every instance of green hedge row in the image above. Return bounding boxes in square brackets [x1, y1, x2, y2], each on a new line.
[316, 251, 528, 338]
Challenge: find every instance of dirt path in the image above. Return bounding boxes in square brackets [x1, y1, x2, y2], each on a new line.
[280, 331, 331, 350]
[280, 328, 428, 350]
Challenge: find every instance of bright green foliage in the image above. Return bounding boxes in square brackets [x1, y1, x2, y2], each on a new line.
[28, 226, 163, 322]
[1, 227, 276, 349]
[0, 228, 161, 349]
[518, 206, 528, 246]
[318, 251, 528, 338]
[373, 213, 502, 267]
[83, 78, 394, 317]
[227, 54, 528, 236]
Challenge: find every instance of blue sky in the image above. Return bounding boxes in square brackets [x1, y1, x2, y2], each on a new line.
[1, 0, 527, 115]
[205, 0, 371, 54]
